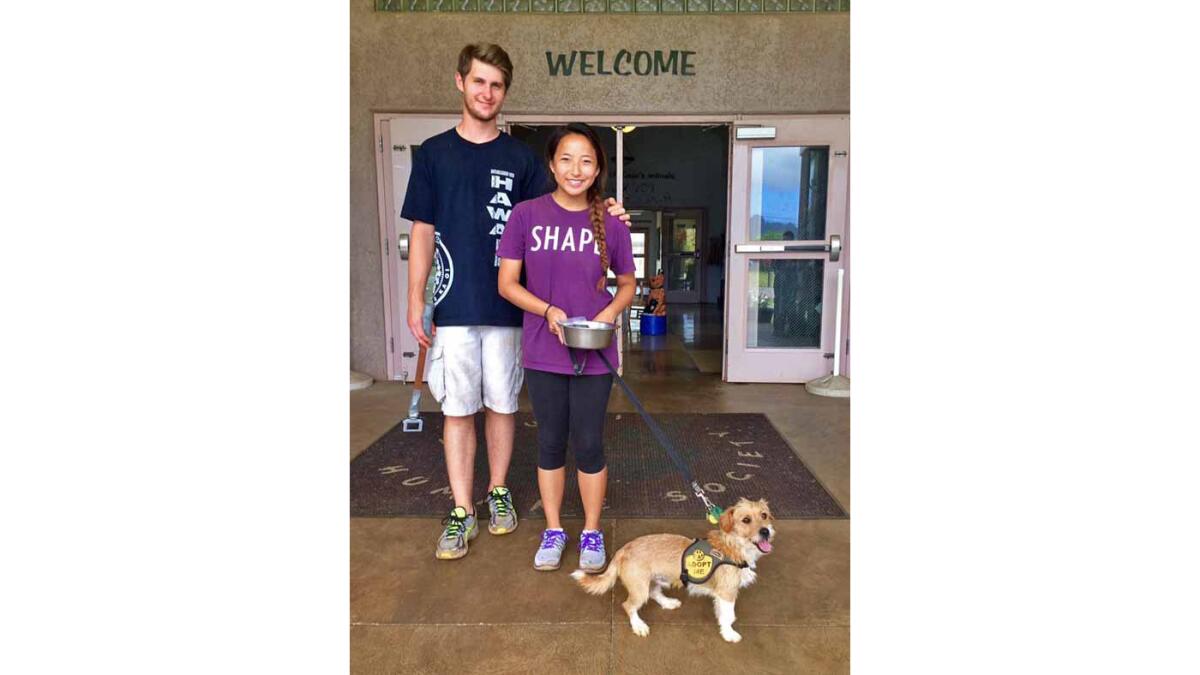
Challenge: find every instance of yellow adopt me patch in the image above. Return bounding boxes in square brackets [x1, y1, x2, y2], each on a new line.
[685, 547, 715, 580]
[680, 539, 748, 585]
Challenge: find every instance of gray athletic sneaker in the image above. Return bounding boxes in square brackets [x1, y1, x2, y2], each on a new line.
[435, 506, 478, 560]
[534, 529, 568, 571]
[487, 486, 518, 535]
[579, 529, 606, 573]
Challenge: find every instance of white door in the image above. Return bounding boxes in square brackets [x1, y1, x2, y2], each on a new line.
[725, 116, 849, 383]
[376, 114, 460, 381]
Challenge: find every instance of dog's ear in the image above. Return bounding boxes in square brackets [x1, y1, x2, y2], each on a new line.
[719, 507, 735, 533]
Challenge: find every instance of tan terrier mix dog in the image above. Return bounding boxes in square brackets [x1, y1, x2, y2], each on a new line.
[572, 498, 776, 643]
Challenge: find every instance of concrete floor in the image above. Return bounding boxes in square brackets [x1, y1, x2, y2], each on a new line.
[350, 304, 850, 674]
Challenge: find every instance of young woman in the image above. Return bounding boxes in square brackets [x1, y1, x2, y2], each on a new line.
[497, 123, 636, 573]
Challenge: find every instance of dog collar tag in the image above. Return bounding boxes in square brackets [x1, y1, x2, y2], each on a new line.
[705, 505, 723, 525]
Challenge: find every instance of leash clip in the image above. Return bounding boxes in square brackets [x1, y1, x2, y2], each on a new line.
[692, 482, 723, 524]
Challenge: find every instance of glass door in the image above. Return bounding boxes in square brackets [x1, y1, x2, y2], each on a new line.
[663, 208, 703, 304]
[725, 116, 849, 383]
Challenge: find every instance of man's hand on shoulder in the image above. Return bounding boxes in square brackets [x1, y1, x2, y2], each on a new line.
[605, 197, 631, 224]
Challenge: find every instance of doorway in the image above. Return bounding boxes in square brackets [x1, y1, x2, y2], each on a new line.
[374, 113, 849, 384]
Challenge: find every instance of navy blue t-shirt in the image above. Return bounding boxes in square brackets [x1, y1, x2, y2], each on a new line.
[401, 128, 551, 327]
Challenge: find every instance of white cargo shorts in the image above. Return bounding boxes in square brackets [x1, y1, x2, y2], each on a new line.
[426, 325, 523, 417]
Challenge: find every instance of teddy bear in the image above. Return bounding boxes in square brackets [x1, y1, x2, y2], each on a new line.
[644, 274, 667, 316]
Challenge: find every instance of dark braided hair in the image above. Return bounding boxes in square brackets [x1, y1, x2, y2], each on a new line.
[546, 122, 609, 291]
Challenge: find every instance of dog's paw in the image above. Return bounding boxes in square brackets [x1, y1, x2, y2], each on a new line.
[630, 618, 651, 637]
[720, 628, 742, 643]
[656, 597, 682, 610]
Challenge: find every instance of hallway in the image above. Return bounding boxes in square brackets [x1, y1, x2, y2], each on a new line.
[350, 303, 849, 673]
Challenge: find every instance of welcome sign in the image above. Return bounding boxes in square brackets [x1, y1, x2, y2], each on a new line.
[545, 49, 697, 77]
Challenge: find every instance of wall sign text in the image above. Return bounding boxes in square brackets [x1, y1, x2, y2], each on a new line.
[546, 49, 697, 77]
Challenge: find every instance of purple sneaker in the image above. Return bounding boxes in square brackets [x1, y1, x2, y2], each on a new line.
[534, 529, 568, 571]
[579, 529, 606, 573]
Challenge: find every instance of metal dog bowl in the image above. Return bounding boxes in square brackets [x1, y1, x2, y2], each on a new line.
[560, 320, 616, 350]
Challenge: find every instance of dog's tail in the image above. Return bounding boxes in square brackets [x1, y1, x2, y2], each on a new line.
[570, 547, 626, 595]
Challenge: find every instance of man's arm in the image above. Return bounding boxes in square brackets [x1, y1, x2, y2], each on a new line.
[407, 221, 436, 348]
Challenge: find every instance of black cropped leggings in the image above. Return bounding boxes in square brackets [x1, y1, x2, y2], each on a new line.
[524, 368, 613, 474]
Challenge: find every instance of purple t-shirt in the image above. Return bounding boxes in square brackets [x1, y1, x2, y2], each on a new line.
[497, 193, 635, 376]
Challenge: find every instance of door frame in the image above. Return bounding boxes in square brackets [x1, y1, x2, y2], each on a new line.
[374, 113, 398, 380]
[504, 115, 734, 315]
[376, 113, 737, 381]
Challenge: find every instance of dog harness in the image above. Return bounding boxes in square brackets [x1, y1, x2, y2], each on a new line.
[679, 539, 749, 586]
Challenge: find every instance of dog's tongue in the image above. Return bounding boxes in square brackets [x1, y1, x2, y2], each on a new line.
[756, 540, 773, 553]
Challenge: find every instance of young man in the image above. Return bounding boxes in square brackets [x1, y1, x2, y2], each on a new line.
[401, 43, 628, 560]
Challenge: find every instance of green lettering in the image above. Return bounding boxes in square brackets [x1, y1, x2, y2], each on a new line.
[545, 51, 577, 77]
[597, 49, 612, 75]
[614, 49, 632, 76]
[633, 51, 652, 76]
[654, 50, 679, 75]
[579, 51, 595, 76]
[681, 50, 696, 76]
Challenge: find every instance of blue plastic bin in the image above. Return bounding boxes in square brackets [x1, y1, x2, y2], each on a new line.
[640, 314, 666, 336]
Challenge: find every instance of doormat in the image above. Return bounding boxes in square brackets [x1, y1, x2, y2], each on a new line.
[351, 413, 846, 519]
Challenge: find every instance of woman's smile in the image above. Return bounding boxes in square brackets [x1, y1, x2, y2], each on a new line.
[550, 133, 599, 199]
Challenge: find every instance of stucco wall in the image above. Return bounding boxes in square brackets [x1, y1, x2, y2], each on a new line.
[350, 0, 849, 378]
